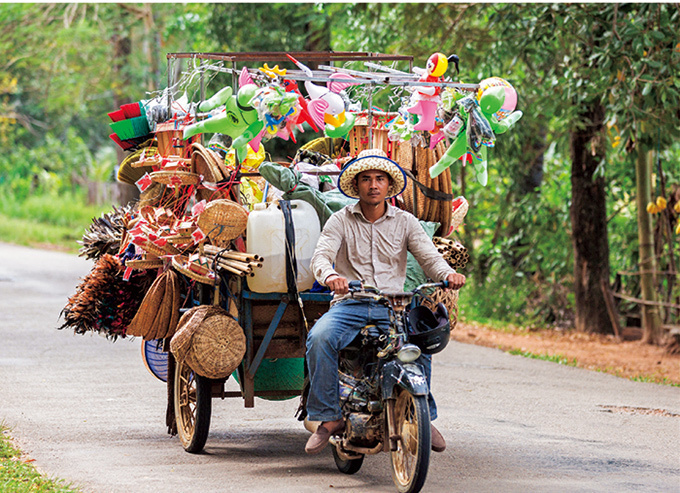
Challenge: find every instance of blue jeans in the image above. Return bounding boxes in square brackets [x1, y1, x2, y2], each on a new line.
[305, 299, 437, 422]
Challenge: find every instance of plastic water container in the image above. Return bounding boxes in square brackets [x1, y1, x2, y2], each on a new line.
[246, 200, 320, 293]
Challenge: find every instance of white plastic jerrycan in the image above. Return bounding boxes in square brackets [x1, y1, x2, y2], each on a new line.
[246, 200, 321, 293]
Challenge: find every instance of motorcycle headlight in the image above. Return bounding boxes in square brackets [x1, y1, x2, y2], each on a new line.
[397, 343, 421, 363]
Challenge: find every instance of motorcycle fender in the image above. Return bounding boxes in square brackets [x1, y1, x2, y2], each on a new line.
[381, 361, 429, 399]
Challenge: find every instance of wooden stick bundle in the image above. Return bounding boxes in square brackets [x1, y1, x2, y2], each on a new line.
[202, 246, 264, 278]
[433, 236, 469, 271]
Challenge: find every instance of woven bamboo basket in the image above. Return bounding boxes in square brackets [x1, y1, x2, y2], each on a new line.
[149, 170, 201, 186]
[126, 258, 164, 270]
[170, 305, 246, 379]
[191, 142, 230, 202]
[196, 199, 248, 248]
[423, 288, 459, 332]
[155, 121, 195, 157]
[172, 254, 217, 285]
[136, 238, 180, 258]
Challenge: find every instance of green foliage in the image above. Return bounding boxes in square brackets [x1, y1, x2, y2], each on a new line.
[0, 189, 110, 252]
[0, 424, 81, 492]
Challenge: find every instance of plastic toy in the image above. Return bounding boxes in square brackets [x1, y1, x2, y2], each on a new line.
[429, 83, 523, 184]
[406, 53, 459, 132]
[182, 67, 265, 161]
[286, 54, 358, 138]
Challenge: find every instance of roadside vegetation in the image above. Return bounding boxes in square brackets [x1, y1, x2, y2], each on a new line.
[0, 424, 80, 493]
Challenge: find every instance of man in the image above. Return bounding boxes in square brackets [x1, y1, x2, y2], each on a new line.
[305, 148, 466, 454]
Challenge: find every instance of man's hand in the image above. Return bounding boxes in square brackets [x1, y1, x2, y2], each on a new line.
[325, 274, 349, 295]
[444, 272, 466, 291]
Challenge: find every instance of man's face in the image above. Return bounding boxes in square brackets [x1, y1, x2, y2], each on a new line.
[355, 169, 391, 206]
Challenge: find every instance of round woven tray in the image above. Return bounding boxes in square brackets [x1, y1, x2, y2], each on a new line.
[137, 239, 180, 258]
[150, 170, 201, 186]
[117, 145, 158, 185]
[165, 233, 194, 245]
[172, 254, 217, 285]
[196, 199, 248, 248]
[126, 258, 164, 269]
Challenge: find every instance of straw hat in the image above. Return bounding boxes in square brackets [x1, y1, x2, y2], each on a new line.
[197, 199, 248, 248]
[170, 305, 245, 379]
[338, 148, 406, 199]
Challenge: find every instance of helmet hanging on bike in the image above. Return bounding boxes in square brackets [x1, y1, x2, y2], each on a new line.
[407, 303, 451, 354]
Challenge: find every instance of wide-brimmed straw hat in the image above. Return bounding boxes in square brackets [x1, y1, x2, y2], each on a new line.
[338, 148, 406, 199]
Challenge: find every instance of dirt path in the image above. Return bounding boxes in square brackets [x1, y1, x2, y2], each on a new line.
[453, 322, 680, 385]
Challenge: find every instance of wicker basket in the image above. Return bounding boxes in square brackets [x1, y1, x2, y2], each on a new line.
[196, 199, 248, 248]
[172, 254, 217, 285]
[126, 258, 164, 270]
[191, 142, 230, 202]
[149, 170, 201, 186]
[155, 120, 195, 157]
[136, 239, 180, 258]
[170, 305, 246, 379]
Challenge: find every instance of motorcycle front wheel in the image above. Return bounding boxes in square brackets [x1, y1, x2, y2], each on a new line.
[390, 388, 431, 493]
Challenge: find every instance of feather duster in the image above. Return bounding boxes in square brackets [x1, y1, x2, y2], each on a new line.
[58, 254, 155, 340]
[78, 205, 134, 260]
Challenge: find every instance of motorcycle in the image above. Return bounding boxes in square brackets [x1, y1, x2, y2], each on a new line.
[320, 280, 451, 493]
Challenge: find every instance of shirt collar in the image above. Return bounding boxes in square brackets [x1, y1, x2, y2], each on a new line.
[350, 201, 397, 222]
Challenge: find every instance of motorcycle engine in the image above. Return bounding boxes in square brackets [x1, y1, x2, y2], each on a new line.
[345, 412, 382, 447]
[338, 371, 369, 412]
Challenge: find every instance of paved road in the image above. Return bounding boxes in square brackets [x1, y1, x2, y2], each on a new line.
[1, 242, 679, 493]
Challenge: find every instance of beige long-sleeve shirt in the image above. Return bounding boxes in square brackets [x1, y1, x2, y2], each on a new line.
[311, 202, 455, 300]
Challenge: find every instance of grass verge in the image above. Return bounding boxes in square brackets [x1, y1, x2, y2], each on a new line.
[0, 191, 111, 254]
[0, 424, 81, 493]
[508, 348, 579, 367]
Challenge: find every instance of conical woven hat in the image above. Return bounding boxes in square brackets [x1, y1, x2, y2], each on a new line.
[338, 148, 406, 199]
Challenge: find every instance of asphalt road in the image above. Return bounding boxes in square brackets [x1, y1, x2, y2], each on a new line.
[1, 241, 679, 493]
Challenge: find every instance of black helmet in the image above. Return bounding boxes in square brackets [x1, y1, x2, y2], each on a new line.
[407, 303, 451, 354]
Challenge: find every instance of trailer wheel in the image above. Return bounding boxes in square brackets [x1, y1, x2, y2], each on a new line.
[174, 358, 212, 453]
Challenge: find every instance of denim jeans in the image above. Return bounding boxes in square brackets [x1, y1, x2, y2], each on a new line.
[305, 299, 437, 422]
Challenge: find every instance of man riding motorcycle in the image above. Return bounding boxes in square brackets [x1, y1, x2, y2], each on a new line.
[305, 148, 466, 454]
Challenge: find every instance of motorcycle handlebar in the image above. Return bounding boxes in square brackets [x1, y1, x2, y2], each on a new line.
[347, 280, 449, 298]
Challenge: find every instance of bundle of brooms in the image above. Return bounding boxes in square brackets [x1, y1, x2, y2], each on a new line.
[433, 236, 469, 272]
[202, 244, 263, 278]
[126, 269, 182, 340]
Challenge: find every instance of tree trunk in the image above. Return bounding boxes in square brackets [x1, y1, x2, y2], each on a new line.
[635, 147, 663, 344]
[569, 100, 612, 334]
[111, 24, 140, 207]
